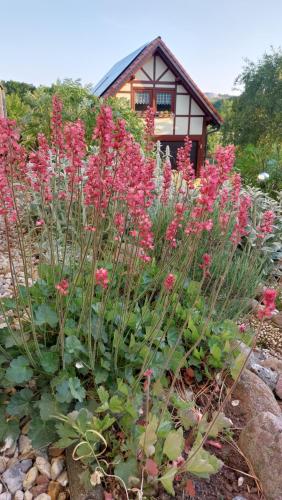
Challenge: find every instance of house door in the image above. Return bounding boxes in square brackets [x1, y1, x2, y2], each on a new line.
[160, 140, 198, 171]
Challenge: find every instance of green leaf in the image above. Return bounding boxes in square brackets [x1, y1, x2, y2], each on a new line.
[199, 412, 233, 438]
[56, 380, 73, 403]
[114, 457, 138, 487]
[97, 386, 109, 404]
[7, 388, 33, 416]
[186, 436, 223, 478]
[28, 416, 57, 448]
[117, 379, 129, 396]
[210, 344, 222, 362]
[40, 351, 60, 374]
[163, 428, 184, 460]
[109, 395, 124, 414]
[65, 336, 85, 354]
[35, 304, 58, 328]
[37, 393, 64, 421]
[139, 414, 158, 457]
[160, 467, 177, 496]
[68, 377, 86, 402]
[5, 356, 33, 384]
[231, 351, 247, 380]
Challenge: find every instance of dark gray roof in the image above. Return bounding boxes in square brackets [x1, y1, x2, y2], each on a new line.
[93, 42, 148, 97]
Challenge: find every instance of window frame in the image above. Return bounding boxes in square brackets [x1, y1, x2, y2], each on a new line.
[133, 88, 153, 113]
[132, 87, 176, 116]
[155, 89, 175, 115]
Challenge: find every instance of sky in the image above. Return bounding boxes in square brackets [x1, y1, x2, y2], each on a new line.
[1, 0, 282, 95]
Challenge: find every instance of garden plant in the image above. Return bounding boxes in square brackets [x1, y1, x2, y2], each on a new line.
[0, 99, 277, 498]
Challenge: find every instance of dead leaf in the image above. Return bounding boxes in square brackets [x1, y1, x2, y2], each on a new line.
[145, 458, 159, 477]
[185, 478, 196, 496]
[206, 440, 222, 450]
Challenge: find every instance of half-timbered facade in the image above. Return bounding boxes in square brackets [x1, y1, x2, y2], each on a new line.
[93, 37, 222, 173]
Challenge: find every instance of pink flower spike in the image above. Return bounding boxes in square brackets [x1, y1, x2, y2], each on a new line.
[164, 273, 176, 291]
[144, 368, 153, 378]
[36, 219, 45, 227]
[257, 288, 277, 320]
[95, 268, 109, 289]
[239, 323, 247, 333]
[56, 278, 69, 296]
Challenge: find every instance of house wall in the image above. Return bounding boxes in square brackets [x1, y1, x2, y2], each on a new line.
[116, 53, 205, 138]
[114, 52, 208, 173]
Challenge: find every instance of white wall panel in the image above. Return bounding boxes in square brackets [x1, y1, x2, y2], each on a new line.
[142, 57, 154, 79]
[176, 94, 190, 115]
[159, 69, 176, 82]
[191, 99, 204, 116]
[154, 117, 174, 135]
[155, 56, 168, 79]
[119, 83, 131, 91]
[175, 117, 189, 135]
[190, 117, 203, 135]
[177, 84, 188, 94]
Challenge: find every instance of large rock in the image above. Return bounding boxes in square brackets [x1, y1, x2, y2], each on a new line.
[249, 362, 278, 390]
[233, 369, 281, 421]
[239, 411, 282, 500]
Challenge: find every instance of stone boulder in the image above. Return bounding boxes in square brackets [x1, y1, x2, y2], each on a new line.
[233, 369, 281, 421]
[239, 411, 282, 500]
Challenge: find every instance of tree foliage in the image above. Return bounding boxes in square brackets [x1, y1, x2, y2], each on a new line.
[2, 78, 144, 148]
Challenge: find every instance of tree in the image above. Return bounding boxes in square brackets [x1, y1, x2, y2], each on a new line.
[227, 48, 282, 147]
[2, 80, 36, 98]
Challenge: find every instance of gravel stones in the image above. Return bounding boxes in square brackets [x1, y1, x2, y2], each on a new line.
[2, 460, 32, 494]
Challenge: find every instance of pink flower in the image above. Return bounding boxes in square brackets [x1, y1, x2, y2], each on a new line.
[199, 253, 212, 277]
[51, 96, 64, 155]
[257, 288, 277, 319]
[230, 195, 252, 245]
[177, 137, 195, 188]
[164, 273, 176, 291]
[257, 210, 275, 238]
[144, 107, 155, 152]
[239, 323, 247, 333]
[95, 268, 109, 289]
[84, 225, 96, 232]
[55, 278, 69, 296]
[144, 369, 153, 378]
[36, 219, 45, 227]
[161, 159, 172, 205]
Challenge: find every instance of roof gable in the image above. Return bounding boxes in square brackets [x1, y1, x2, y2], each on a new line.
[93, 37, 222, 127]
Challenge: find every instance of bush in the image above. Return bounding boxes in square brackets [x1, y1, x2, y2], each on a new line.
[0, 103, 272, 495]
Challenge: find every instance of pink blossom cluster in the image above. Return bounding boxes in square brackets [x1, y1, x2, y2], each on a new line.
[51, 96, 64, 155]
[199, 253, 212, 277]
[176, 137, 195, 188]
[161, 159, 172, 205]
[29, 133, 53, 202]
[166, 203, 186, 247]
[95, 268, 109, 289]
[257, 288, 277, 320]
[56, 278, 69, 296]
[164, 273, 176, 291]
[230, 195, 251, 245]
[257, 210, 275, 238]
[64, 119, 86, 187]
[215, 145, 235, 182]
[144, 107, 155, 152]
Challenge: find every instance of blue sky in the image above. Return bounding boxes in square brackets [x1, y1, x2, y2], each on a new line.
[1, 0, 281, 94]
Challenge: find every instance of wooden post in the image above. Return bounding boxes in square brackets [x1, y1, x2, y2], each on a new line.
[0, 83, 7, 118]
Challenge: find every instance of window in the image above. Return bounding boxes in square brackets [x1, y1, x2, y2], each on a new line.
[156, 92, 173, 112]
[134, 91, 152, 111]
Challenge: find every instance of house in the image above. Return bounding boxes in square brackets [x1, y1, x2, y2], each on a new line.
[0, 83, 6, 118]
[93, 37, 222, 173]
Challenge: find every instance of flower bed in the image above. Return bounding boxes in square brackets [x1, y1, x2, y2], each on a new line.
[0, 101, 276, 497]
